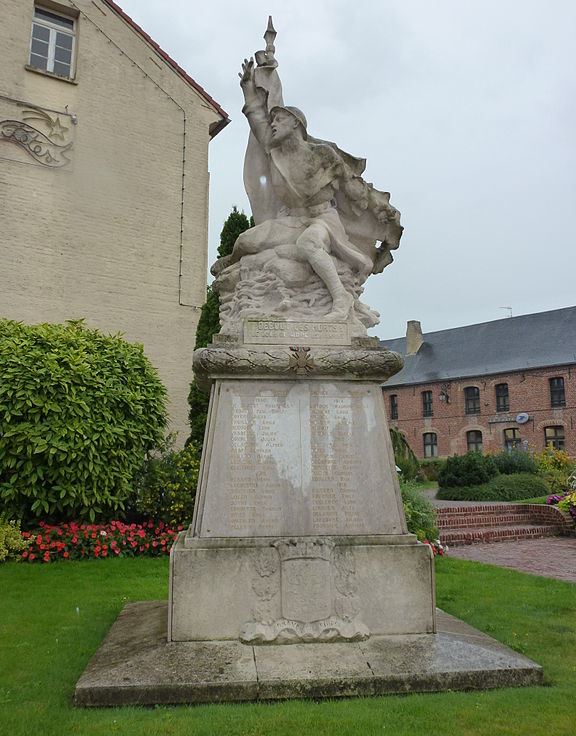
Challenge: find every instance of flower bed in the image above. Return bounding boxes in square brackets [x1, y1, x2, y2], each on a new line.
[20, 520, 183, 563]
[547, 492, 576, 522]
[546, 470, 576, 522]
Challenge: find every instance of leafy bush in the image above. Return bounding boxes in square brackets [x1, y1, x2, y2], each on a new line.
[535, 447, 573, 474]
[390, 428, 420, 480]
[492, 450, 537, 475]
[130, 438, 201, 527]
[20, 520, 181, 563]
[534, 447, 575, 494]
[419, 459, 446, 481]
[0, 320, 167, 523]
[437, 473, 549, 502]
[437, 452, 498, 488]
[0, 518, 30, 562]
[400, 481, 438, 541]
[540, 469, 572, 495]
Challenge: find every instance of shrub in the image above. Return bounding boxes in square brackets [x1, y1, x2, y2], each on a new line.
[535, 447, 573, 474]
[437, 452, 498, 488]
[400, 481, 438, 542]
[534, 447, 575, 495]
[130, 438, 201, 527]
[0, 320, 167, 523]
[19, 520, 181, 562]
[541, 468, 572, 495]
[0, 518, 30, 562]
[492, 450, 537, 475]
[390, 428, 420, 480]
[437, 472, 549, 502]
[419, 459, 446, 482]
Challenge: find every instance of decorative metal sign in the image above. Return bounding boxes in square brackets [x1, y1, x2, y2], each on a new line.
[0, 104, 74, 168]
[0, 120, 72, 167]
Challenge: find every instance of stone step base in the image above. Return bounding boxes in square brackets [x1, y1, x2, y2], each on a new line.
[441, 524, 561, 546]
[74, 601, 543, 706]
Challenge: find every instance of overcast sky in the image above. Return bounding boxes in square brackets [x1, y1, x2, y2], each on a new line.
[118, 0, 576, 340]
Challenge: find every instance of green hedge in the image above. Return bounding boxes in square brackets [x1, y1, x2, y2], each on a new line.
[437, 452, 498, 488]
[492, 450, 537, 475]
[0, 320, 167, 522]
[437, 473, 550, 502]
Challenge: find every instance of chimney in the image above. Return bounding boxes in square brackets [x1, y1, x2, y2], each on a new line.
[406, 320, 423, 355]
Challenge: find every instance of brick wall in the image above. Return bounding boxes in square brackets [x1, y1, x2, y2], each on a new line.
[383, 364, 576, 458]
[0, 0, 225, 442]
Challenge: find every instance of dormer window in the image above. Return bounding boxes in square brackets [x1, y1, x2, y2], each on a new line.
[29, 6, 76, 79]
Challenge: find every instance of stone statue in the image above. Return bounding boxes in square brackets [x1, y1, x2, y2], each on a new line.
[211, 18, 403, 337]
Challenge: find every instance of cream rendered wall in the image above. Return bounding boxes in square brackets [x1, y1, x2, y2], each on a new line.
[0, 0, 223, 442]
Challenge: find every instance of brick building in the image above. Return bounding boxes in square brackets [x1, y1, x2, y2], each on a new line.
[381, 307, 576, 459]
[0, 1, 229, 440]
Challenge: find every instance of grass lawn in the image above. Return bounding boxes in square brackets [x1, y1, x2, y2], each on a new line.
[0, 556, 575, 736]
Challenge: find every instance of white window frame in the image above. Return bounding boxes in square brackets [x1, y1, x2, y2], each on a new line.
[29, 6, 76, 79]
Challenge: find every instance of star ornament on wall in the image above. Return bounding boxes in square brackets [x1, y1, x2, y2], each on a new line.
[47, 117, 69, 141]
[22, 107, 70, 142]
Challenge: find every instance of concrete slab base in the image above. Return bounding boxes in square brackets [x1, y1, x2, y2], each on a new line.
[74, 601, 543, 706]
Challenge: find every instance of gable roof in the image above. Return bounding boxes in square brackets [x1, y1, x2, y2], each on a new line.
[381, 306, 576, 387]
[101, 1, 229, 138]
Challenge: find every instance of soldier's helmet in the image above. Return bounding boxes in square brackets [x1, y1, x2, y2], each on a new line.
[270, 106, 308, 138]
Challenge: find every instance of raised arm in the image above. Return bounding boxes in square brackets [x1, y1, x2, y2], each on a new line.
[239, 58, 273, 149]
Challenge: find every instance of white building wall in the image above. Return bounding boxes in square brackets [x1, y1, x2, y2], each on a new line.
[0, 0, 225, 441]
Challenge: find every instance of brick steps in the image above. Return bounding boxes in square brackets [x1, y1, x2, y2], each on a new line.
[437, 503, 572, 546]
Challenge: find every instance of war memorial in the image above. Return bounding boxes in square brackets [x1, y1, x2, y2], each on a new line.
[75, 19, 542, 706]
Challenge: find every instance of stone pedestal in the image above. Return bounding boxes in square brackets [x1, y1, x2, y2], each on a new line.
[169, 320, 436, 644]
[75, 320, 544, 705]
[170, 534, 435, 643]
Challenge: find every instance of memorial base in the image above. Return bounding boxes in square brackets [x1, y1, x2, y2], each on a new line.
[174, 341, 435, 645]
[169, 532, 436, 643]
[74, 601, 543, 707]
[74, 330, 544, 706]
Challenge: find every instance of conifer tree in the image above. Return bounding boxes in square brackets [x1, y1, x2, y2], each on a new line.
[187, 207, 252, 445]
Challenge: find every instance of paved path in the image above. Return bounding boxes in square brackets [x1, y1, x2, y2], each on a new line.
[447, 537, 576, 583]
